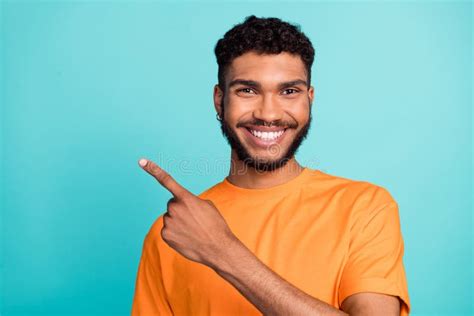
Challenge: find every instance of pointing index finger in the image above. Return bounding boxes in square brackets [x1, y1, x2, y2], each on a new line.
[139, 158, 191, 199]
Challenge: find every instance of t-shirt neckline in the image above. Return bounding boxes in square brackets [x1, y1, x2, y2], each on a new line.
[221, 167, 315, 196]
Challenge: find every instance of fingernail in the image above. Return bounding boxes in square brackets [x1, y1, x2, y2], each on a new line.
[139, 158, 147, 167]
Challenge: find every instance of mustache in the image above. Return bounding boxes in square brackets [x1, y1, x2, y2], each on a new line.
[236, 120, 298, 129]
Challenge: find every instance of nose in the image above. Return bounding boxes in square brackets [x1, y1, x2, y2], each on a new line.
[253, 94, 284, 123]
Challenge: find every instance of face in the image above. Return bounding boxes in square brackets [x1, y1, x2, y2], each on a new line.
[214, 51, 314, 172]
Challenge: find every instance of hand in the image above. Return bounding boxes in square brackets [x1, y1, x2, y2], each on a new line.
[138, 158, 237, 268]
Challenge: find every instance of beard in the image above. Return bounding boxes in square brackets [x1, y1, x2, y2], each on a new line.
[218, 101, 312, 173]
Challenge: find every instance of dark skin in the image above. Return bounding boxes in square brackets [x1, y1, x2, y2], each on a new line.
[138, 51, 401, 315]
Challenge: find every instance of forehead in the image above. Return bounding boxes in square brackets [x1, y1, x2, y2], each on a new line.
[226, 51, 307, 86]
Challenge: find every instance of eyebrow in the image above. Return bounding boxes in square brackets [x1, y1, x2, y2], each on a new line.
[228, 79, 308, 90]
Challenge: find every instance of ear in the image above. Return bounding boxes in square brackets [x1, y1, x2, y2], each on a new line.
[308, 85, 315, 107]
[213, 84, 224, 117]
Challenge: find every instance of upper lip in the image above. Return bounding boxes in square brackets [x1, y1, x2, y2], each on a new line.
[244, 125, 287, 132]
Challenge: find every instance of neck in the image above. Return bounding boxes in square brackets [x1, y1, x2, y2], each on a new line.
[226, 150, 305, 189]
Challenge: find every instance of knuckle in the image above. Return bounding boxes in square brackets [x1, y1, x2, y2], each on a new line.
[180, 194, 192, 203]
[166, 200, 178, 215]
[149, 163, 158, 174]
[163, 212, 170, 224]
[161, 227, 168, 240]
[158, 172, 172, 185]
[167, 207, 176, 217]
[166, 197, 176, 208]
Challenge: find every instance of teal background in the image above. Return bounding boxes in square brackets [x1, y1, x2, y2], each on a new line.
[0, 1, 472, 315]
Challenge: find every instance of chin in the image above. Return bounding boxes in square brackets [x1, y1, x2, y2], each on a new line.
[244, 156, 292, 172]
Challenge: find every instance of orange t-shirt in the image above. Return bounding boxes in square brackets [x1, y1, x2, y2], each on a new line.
[131, 167, 411, 315]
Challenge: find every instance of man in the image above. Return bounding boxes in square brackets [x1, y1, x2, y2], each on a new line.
[131, 15, 410, 316]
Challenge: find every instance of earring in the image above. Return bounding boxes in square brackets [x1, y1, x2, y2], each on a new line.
[216, 113, 222, 121]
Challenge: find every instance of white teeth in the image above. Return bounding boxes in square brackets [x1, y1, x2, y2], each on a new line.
[250, 129, 284, 140]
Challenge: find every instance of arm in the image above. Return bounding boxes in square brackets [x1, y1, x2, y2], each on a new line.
[210, 236, 347, 316]
[341, 292, 401, 315]
[338, 189, 410, 316]
[210, 236, 401, 316]
[131, 231, 173, 316]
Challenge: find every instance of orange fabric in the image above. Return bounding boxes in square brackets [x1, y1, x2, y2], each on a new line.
[131, 167, 411, 315]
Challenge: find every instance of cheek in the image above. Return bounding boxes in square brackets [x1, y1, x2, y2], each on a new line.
[283, 103, 310, 123]
[224, 99, 255, 121]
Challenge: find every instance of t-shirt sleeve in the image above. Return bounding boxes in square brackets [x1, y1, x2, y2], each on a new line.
[131, 230, 173, 316]
[338, 188, 411, 315]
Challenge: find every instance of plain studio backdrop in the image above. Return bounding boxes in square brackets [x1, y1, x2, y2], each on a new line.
[0, 1, 472, 315]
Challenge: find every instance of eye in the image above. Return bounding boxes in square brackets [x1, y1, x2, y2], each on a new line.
[282, 88, 300, 95]
[237, 88, 256, 94]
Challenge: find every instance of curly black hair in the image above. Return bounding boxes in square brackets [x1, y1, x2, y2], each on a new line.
[214, 15, 315, 94]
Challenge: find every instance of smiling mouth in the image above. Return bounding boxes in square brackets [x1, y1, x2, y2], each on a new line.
[245, 127, 288, 142]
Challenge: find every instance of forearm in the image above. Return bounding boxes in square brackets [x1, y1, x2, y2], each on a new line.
[210, 236, 348, 316]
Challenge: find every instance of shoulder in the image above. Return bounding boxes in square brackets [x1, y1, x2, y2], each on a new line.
[306, 168, 399, 226]
[143, 215, 165, 253]
[307, 168, 396, 204]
